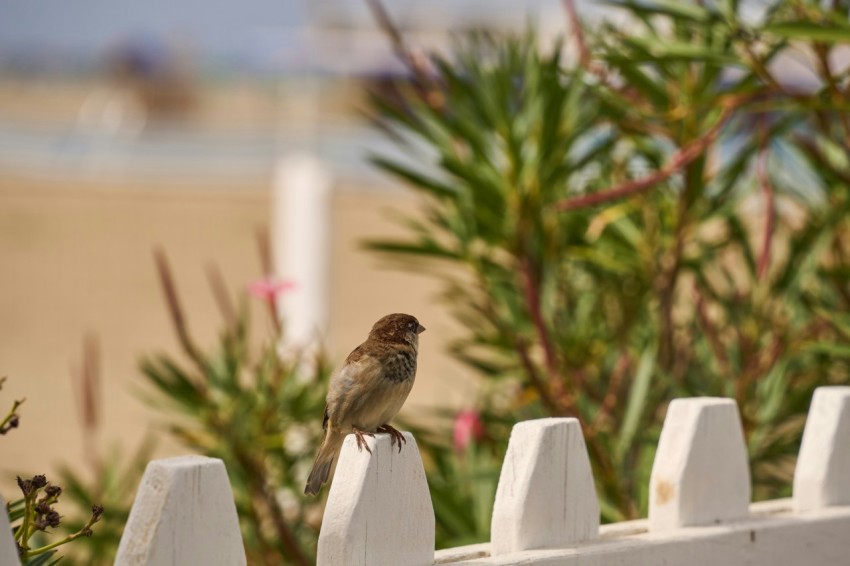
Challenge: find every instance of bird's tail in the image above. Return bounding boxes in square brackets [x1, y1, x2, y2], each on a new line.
[304, 430, 345, 495]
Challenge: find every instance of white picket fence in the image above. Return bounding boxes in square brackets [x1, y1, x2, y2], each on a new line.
[3, 386, 849, 565]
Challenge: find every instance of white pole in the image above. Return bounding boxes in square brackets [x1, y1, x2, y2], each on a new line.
[272, 153, 332, 354]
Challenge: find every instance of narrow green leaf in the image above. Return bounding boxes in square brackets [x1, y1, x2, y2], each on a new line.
[616, 343, 656, 460]
[765, 22, 850, 43]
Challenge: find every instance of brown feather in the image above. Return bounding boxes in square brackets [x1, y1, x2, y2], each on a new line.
[303, 313, 425, 495]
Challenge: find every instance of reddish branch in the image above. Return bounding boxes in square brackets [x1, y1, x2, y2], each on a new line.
[560, 0, 590, 67]
[556, 106, 734, 211]
[756, 147, 775, 280]
[518, 256, 574, 413]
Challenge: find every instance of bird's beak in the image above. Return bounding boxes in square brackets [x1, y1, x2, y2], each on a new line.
[416, 323, 426, 334]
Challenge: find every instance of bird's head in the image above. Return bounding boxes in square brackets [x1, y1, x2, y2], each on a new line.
[369, 313, 426, 345]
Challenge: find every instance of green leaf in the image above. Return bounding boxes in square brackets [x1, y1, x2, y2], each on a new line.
[765, 21, 850, 43]
[607, 0, 712, 23]
[801, 342, 850, 358]
[370, 156, 459, 199]
[24, 551, 60, 566]
[616, 343, 656, 460]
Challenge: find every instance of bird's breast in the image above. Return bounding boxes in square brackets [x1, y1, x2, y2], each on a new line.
[383, 347, 417, 383]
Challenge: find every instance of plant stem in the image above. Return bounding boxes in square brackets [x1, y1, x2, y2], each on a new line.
[16, 491, 35, 551]
[25, 524, 93, 558]
[518, 256, 573, 414]
[0, 397, 24, 433]
[555, 106, 733, 211]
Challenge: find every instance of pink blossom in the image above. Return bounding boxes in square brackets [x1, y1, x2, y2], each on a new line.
[453, 410, 485, 452]
[247, 277, 296, 301]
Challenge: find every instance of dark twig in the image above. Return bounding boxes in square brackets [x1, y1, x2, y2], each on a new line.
[0, 377, 24, 435]
[205, 262, 238, 333]
[556, 106, 733, 211]
[153, 247, 208, 383]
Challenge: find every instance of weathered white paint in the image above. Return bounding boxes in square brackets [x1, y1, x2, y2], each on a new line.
[0, 495, 21, 566]
[649, 397, 751, 530]
[272, 153, 332, 353]
[436, 499, 850, 565]
[794, 386, 850, 512]
[317, 432, 434, 566]
[82, 390, 850, 566]
[490, 418, 599, 555]
[114, 456, 245, 566]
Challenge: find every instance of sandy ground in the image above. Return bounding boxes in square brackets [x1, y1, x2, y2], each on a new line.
[0, 171, 476, 493]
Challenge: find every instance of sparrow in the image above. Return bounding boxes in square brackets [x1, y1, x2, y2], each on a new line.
[304, 313, 426, 496]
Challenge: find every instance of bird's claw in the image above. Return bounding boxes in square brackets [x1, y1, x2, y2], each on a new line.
[353, 427, 375, 454]
[377, 424, 406, 453]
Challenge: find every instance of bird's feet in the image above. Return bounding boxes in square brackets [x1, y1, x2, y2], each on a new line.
[352, 426, 375, 454]
[377, 424, 406, 453]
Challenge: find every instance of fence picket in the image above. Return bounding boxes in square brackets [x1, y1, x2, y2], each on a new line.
[794, 386, 850, 511]
[490, 418, 599, 555]
[649, 397, 751, 530]
[317, 432, 434, 566]
[114, 455, 245, 566]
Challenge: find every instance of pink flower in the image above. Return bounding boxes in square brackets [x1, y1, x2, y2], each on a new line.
[247, 277, 296, 301]
[453, 410, 485, 452]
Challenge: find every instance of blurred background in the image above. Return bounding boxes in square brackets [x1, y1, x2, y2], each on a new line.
[5, 0, 850, 564]
[0, 0, 574, 484]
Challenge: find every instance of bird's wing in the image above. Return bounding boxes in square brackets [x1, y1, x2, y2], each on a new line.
[326, 351, 387, 427]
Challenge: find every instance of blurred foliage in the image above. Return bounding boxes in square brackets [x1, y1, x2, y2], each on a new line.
[368, 0, 850, 544]
[132, 249, 329, 565]
[54, 439, 154, 565]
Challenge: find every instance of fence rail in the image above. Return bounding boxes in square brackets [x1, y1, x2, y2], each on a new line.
[2, 386, 848, 565]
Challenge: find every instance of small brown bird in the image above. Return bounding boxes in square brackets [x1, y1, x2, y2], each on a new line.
[304, 313, 426, 495]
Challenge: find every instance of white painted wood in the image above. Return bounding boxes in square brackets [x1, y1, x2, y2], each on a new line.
[436, 500, 850, 565]
[794, 386, 850, 512]
[317, 432, 434, 566]
[272, 153, 331, 353]
[649, 397, 750, 530]
[115, 456, 246, 566]
[0, 495, 21, 566]
[490, 418, 599, 555]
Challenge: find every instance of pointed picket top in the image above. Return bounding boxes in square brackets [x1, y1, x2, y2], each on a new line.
[0, 495, 20, 566]
[794, 386, 850, 512]
[649, 397, 751, 530]
[317, 432, 434, 566]
[490, 418, 599, 556]
[115, 456, 246, 566]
